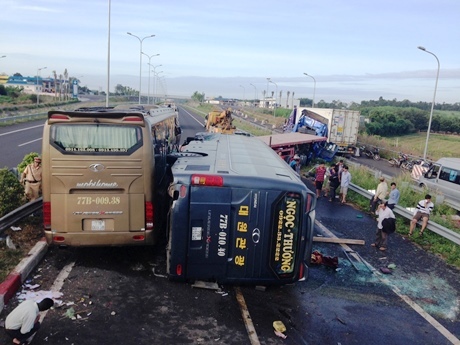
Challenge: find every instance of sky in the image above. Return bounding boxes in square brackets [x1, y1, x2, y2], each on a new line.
[1, 0, 460, 104]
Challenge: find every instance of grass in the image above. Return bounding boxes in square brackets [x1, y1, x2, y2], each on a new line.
[0, 242, 26, 281]
[359, 132, 460, 161]
[0, 218, 44, 282]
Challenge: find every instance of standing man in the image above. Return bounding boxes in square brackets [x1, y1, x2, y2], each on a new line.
[337, 159, 344, 183]
[387, 182, 400, 210]
[20, 156, 42, 201]
[340, 165, 351, 204]
[371, 201, 395, 251]
[370, 177, 388, 212]
[314, 162, 327, 198]
[4, 298, 54, 345]
[328, 164, 340, 202]
[409, 194, 434, 237]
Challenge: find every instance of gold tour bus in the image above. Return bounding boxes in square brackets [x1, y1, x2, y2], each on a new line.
[41, 105, 180, 246]
[166, 133, 316, 285]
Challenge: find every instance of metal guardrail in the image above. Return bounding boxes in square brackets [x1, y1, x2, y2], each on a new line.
[0, 113, 47, 123]
[0, 198, 42, 236]
[349, 183, 460, 246]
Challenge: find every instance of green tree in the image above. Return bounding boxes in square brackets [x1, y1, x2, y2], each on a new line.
[191, 91, 205, 103]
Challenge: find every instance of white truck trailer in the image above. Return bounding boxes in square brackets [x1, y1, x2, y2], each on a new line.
[293, 107, 361, 157]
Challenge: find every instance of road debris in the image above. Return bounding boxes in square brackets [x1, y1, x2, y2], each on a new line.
[6, 235, 16, 250]
[152, 267, 167, 278]
[273, 320, 286, 332]
[64, 307, 76, 319]
[192, 281, 220, 291]
[273, 320, 287, 339]
[311, 250, 339, 268]
[380, 267, 392, 274]
[343, 249, 373, 272]
[274, 330, 287, 339]
[313, 236, 365, 245]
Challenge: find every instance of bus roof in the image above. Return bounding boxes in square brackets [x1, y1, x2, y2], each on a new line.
[174, 133, 302, 182]
[48, 109, 145, 120]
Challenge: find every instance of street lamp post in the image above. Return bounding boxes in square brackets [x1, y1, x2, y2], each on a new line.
[142, 53, 160, 104]
[157, 75, 168, 100]
[269, 80, 278, 117]
[239, 85, 245, 106]
[417, 46, 440, 160]
[303, 73, 316, 107]
[151, 65, 162, 104]
[127, 32, 155, 104]
[157, 76, 168, 100]
[249, 83, 257, 106]
[153, 71, 164, 105]
[36, 66, 47, 105]
[266, 78, 271, 108]
[106, 0, 111, 107]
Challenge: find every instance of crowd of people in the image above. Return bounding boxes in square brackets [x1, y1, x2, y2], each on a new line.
[313, 160, 351, 205]
[308, 159, 432, 252]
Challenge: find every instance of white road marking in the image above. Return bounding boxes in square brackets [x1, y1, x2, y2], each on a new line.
[180, 107, 206, 126]
[0, 124, 43, 137]
[18, 138, 42, 146]
[315, 220, 460, 345]
[235, 286, 260, 345]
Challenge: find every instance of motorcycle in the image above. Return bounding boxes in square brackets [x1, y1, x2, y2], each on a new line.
[389, 153, 408, 167]
[364, 146, 380, 160]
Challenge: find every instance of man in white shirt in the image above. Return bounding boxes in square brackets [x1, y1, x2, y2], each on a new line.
[409, 194, 434, 237]
[340, 165, 351, 204]
[5, 298, 54, 345]
[371, 201, 395, 251]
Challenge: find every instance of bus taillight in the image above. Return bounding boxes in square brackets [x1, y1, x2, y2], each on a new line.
[49, 114, 70, 120]
[176, 264, 183, 276]
[191, 174, 223, 186]
[179, 185, 187, 198]
[145, 202, 154, 230]
[298, 261, 305, 280]
[43, 202, 51, 230]
[122, 116, 143, 122]
[53, 236, 66, 243]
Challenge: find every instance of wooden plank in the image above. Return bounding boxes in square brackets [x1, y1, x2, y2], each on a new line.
[313, 236, 365, 245]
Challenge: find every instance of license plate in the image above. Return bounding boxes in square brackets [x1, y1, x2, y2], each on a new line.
[91, 220, 105, 231]
[191, 226, 202, 241]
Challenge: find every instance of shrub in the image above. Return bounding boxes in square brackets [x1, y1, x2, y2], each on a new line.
[0, 168, 25, 217]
